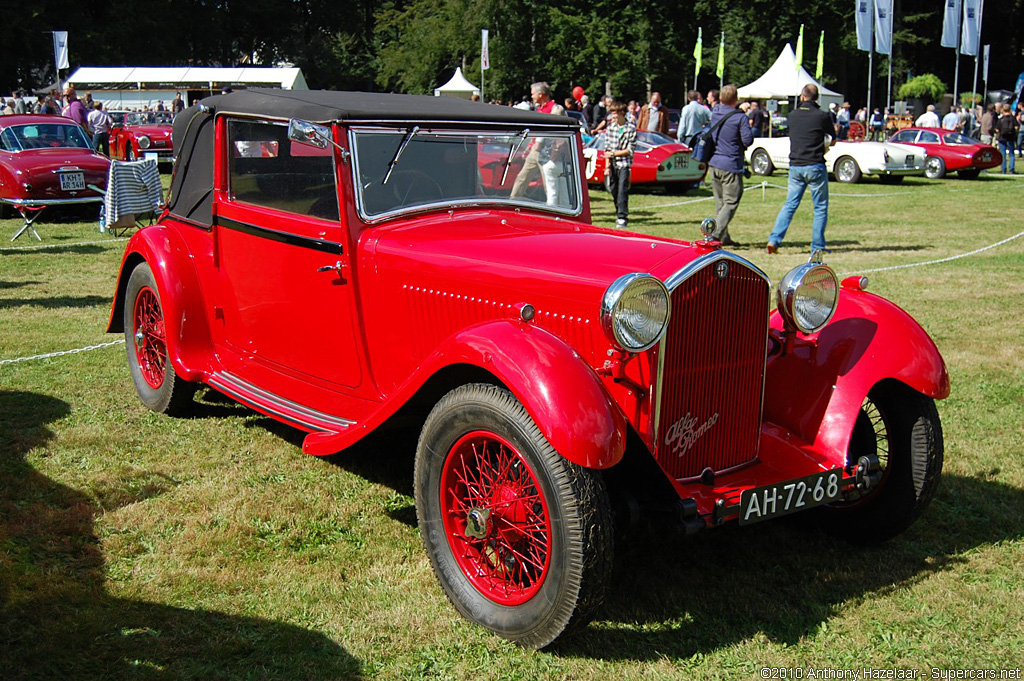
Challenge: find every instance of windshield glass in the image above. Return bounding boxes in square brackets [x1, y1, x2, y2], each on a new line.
[351, 128, 582, 219]
[0, 123, 93, 151]
[126, 111, 174, 126]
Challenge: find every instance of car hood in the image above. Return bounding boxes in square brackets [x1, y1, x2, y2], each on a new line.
[126, 125, 172, 137]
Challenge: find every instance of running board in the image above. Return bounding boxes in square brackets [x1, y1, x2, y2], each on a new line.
[207, 372, 355, 437]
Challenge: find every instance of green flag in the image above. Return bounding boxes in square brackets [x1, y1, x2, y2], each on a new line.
[795, 24, 804, 72]
[693, 28, 702, 73]
[815, 30, 824, 81]
[716, 33, 725, 80]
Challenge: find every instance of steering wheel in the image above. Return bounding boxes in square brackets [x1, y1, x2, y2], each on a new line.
[388, 169, 444, 206]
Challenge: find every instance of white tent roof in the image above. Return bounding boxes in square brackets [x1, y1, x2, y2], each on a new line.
[434, 67, 480, 98]
[67, 66, 308, 90]
[737, 44, 843, 106]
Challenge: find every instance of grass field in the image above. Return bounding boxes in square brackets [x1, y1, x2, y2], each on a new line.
[2, 169, 1023, 680]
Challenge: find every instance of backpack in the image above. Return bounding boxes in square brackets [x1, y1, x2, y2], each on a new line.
[692, 109, 743, 163]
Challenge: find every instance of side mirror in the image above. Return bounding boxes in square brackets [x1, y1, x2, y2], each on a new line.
[288, 119, 331, 149]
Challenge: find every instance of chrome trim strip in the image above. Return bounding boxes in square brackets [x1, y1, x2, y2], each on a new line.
[663, 250, 770, 292]
[675, 458, 758, 484]
[0, 196, 103, 206]
[209, 371, 355, 431]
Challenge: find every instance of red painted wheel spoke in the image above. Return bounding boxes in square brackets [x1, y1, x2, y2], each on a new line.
[133, 287, 167, 389]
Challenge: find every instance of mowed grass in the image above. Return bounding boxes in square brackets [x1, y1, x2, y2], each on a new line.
[1, 168, 1022, 679]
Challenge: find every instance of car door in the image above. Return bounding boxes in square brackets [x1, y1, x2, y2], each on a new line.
[213, 117, 363, 392]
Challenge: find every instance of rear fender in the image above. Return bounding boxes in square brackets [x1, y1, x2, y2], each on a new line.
[765, 288, 949, 466]
[107, 226, 214, 382]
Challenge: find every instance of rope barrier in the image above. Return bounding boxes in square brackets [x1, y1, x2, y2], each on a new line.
[842, 230, 1024, 276]
[0, 237, 129, 253]
[0, 339, 125, 367]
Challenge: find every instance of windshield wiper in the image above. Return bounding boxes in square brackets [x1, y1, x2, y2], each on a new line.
[500, 129, 530, 186]
[382, 125, 419, 185]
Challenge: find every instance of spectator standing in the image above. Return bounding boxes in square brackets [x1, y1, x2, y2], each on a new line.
[767, 83, 835, 255]
[88, 102, 113, 156]
[1016, 108, 1024, 157]
[677, 89, 710, 144]
[13, 91, 27, 114]
[836, 102, 851, 139]
[869, 107, 885, 140]
[61, 87, 89, 129]
[707, 84, 752, 246]
[1, 99, 12, 116]
[602, 101, 637, 228]
[941, 106, 960, 131]
[510, 81, 566, 201]
[748, 100, 767, 138]
[915, 104, 940, 127]
[581, 94, 593, 130]
[707, 89, 720, 112]
[172, 92, 186, 114]
[626, 100, 640, 126]
[995, 104, 1018, 173]
[979, 104, 997, 145]
[637, 92, 670, 135]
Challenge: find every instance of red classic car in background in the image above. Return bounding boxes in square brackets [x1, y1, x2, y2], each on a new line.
[583, 131, 707, 192]
[0, 114, 109, 239]
[108, 89, 948, 649]
[110, 111, 175, 164]
[887, 127, 1002, 179]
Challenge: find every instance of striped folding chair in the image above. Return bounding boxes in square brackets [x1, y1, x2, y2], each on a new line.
[101, 159, 163, 236]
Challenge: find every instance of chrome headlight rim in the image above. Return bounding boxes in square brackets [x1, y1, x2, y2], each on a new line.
[777, 263, 839, 334]
[138, 135, 152, 149]
[601, 273, 671, 353]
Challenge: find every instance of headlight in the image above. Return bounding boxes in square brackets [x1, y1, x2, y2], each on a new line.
[776, 263, 839, 334]
[138, 135, 151, 149]
[601, 273, 671, 352]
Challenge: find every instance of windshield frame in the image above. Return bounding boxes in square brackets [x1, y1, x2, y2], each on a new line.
[348, 124, 584, 224]
[0, 123, 94, 153]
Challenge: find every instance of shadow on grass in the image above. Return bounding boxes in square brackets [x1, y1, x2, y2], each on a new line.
[0, 390, 362, 680]
[0, 295, 109, 310]
[0, 244, 110, 256]
[0, 280, 42, 290]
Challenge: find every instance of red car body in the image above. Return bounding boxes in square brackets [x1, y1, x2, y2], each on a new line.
[110, 111, 174, 163]
[107, 90, 949, 649]
[0, 114, 109, 214]
[887, 127, 1002, 179]
[584, 130, 707, 191]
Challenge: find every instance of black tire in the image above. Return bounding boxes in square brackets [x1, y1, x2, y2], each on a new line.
[123, 262, 195, 415]
[957, 168, 981, 180]
[414, 383, 612, 649]
[814, 382, 943, 544]
[924, 155, 946, 179]
[126, 145, 136, 161]
[834, 156, 862, 183]
[751, 148, 774, 176]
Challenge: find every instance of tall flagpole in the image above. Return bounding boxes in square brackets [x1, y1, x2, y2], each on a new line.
[887, 0, 894, 111]
[953, 0, 963, 101]
[970, 0, 984, 107]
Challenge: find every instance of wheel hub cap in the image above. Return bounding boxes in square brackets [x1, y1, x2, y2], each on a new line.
[134, 328, 146, 350]
[465, 508, 490, 540]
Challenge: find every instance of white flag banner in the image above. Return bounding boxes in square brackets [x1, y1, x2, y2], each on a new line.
[982, 44, 990, 81]
[855, 0, 873, 52]
[941, 0, 961, 48]
[481, 29, 490, 70]
[53, 31, 69, 70]
[960, 0, 979, 56]
[873, 0, 893, 56]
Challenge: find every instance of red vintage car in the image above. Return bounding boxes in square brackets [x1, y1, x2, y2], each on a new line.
[583, 130, 707, 192]
[0, 114, 109, 239]
[110, 111, 175, 163]
[108, 89, 949, 649]
[887, 127, 1002, 179]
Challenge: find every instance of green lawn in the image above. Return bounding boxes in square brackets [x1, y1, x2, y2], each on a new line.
[2, 169, 1022, 679]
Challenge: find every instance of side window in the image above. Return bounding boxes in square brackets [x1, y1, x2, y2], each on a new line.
[892, 130, 917, 143]
[227, 119, 339, 220]
[919, 131, 940, 144]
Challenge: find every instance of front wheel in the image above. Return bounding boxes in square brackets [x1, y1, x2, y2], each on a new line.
[924, 155, 946, 179]
[834, 156, 862, 183]
[414, 384, 612, 649]
[123, 263, 195, 414]
[751, 148, 774, 176]
[814, 382, 943, 544]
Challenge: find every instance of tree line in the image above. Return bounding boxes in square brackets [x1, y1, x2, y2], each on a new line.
[2, 0, 1021, 108]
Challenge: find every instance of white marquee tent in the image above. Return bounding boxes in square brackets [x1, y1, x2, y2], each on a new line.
[434, 67, 480, 99]
[737, 44, 843, 109]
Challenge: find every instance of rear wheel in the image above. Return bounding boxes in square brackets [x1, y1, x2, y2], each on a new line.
[751, 148, 774, 176]
[123, 263, 195, 414]
[834, 156, 862, 183]
[415, 383, 612, 649]
[814, 383, 943, 544]
[924, 155, 946, 179]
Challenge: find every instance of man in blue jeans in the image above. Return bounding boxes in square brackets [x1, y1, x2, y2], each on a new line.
[767, 83, 835, 254]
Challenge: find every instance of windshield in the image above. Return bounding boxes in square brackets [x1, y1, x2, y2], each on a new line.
[351, 128, 582, 219]
[0, 123, 93, 152]
[126, 111, 174, 126]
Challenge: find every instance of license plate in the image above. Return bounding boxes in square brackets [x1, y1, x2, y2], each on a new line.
[59, 172, 85, 191]
[738, 468, 843, 525]
[145, 152, 159, 162]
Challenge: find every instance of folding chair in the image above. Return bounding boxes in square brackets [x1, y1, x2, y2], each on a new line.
[7, 205, 48, 242]
[99, 159, 163, 236]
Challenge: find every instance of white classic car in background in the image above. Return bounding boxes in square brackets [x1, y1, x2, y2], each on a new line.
[745, 138, 926, 183]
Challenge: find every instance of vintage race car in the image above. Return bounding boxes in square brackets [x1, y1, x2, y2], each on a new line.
[110, 111, 175, 163]
[108, 89, 949, 649]
[584, 131, 707, 191]
[888, 127, 1002, 179]
[746, 137, 926, 183]
[0, 114, 109, 236]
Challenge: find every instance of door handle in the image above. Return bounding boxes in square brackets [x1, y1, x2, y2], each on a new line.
[317, 261, 344, 274]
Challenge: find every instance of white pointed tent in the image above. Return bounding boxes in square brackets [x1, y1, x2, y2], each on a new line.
[434, 67, 480, 99]
[737, 44, 843, 109]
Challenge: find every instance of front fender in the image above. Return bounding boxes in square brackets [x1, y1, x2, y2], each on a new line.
[107, 225, 214, 382]
[765, 288, 949, 466]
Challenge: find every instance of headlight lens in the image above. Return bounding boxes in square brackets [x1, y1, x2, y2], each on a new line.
[601, 273, 671, 352]
[138, 135, 151, 149]
[777, 264, 839, 333]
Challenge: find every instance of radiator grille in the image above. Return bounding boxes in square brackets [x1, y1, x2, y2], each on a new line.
[655, 257, 770, 480]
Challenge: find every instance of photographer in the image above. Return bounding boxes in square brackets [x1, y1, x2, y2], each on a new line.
[707, 84, 753, 247]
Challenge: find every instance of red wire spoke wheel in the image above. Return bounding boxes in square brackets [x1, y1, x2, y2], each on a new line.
[440, 431, 552, 606]
[123, 263, 195, 414]
[415, 383, 612, 649]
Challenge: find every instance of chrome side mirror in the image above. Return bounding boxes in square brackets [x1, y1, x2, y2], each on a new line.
[288, 119, 331, 149]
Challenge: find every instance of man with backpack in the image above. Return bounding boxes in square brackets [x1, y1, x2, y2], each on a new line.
[706, 84, 753, 246]
[996, 104, 1018, 174]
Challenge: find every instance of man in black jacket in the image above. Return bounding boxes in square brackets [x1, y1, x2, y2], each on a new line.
[767, 84, 835, 254]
